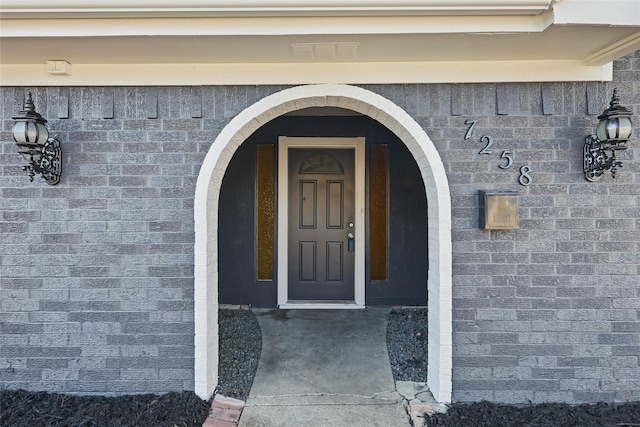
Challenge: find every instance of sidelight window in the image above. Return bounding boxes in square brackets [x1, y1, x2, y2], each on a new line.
[256, 144, 275, 281]
[370, 144, 388, 281]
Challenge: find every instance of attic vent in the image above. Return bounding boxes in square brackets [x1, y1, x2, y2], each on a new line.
[291, 42, 359, 60]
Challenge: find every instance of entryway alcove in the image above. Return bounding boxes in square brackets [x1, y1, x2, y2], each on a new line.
[193, 84, 453, 403]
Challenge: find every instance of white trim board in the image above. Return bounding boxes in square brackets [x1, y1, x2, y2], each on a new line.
[280, 302, 364, 309]
[277, 137, 366, 308]
[0, 61, 614, 86]
[0, 0, 557, 18]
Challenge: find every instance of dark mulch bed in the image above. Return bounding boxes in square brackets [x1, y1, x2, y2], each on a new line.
[214, 307, 262, 401]
[387, 308, 640, 426]
[0, 308, 260, 427]
[426, 400, 640, 427]
[3, 308, 640, 426]
[387, 307, 429, 382]
[0, 389, 209, 427]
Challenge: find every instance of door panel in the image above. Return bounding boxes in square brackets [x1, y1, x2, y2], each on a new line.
[299, 242, 316, 282]
[326, 242, 344, 282]
[299, 181, 317, 228]
[327, 181, 344, 228]
[288, 148, 355, 301]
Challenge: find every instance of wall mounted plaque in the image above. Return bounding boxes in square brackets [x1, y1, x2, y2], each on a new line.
[481, 191, 520, 230]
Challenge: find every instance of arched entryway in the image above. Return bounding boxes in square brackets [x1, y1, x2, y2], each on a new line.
[194, 84, 452, 403]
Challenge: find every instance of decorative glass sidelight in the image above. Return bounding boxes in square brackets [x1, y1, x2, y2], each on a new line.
[256, 144, 275, 280]
[370, 144, 388, 281]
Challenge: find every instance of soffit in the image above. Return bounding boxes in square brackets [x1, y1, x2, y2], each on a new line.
[1, 27, 638, 65]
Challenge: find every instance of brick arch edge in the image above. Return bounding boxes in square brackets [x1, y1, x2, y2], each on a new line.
[193, 84, 453, 403]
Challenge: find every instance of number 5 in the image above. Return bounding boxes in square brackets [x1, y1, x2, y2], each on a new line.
[499, 150, 513, 169]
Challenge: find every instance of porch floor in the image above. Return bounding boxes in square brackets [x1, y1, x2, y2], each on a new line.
[238, 308, 412, 426]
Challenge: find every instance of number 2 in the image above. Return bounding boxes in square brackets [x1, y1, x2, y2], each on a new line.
[479, 135, 493, 155]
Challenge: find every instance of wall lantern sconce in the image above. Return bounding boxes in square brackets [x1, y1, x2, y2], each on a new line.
[12, 92, 62, 185]
[584, 88, 633, 181]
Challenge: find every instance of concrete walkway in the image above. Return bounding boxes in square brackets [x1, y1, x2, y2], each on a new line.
[238, 308, 412, 427]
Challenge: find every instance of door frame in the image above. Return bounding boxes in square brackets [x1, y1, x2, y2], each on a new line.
[277, 136, 366, 308]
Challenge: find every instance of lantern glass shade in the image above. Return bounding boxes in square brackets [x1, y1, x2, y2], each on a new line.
[12, 120, 49, 146]
[596, 116, 633, 144]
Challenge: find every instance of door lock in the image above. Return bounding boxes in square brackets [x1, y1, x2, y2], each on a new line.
[347, 232, 355, 252]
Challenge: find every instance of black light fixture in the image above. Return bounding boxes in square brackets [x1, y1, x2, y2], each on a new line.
[12, 92, 62, 185]
[584, 88, 633, 181]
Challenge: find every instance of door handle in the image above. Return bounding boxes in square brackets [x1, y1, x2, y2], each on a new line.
[347, 232, 355, 252]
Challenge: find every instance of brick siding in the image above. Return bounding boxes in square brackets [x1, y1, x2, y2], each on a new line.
[1, 51, 639, 402]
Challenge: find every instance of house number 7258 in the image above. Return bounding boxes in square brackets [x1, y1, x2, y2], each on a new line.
[464, 119, 531, 185]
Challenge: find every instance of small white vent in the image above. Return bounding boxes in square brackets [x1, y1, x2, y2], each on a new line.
[291, 42, 359, 60]
[47, 60, 72, 76]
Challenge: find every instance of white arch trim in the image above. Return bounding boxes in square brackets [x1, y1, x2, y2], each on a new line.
[193, 83, 453, 403]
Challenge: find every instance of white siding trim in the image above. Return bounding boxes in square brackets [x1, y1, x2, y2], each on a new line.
[0, 60, 614, 86]
[0, 0, 556, 17]
[194, 83, 453, 403]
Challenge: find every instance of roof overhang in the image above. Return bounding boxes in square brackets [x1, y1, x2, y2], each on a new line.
[1, 0, 639, 86]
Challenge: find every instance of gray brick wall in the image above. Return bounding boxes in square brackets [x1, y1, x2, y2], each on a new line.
[1, 52, 639, 402]
[0, 85, 293, 394]
[440, 52, 640, 403]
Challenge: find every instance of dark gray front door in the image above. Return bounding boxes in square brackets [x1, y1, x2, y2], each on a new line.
[288, 148, 355, 301]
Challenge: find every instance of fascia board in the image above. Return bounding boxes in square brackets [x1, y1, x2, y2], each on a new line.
[0, 0, 557, 18]
[0, 16, 548, 38]
[551, 0, 640, 26]
[0, 60, 613, 86]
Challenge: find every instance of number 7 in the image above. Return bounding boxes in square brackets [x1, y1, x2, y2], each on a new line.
[464, 119, 478, 140]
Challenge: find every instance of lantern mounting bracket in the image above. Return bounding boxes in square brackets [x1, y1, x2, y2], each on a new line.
[584, 135, 623, 182]
[19, 137, 62, 184]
